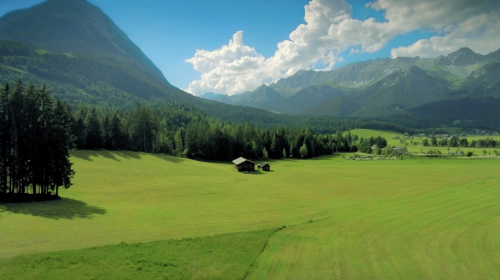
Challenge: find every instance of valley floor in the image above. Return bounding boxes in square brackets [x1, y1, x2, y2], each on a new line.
[1, 151, 500, 279]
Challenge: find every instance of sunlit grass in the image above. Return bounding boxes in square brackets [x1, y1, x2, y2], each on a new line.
[0, 229, 276, 280]
[1, 150, 499, 278]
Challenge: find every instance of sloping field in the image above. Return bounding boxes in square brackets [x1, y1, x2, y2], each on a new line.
[1, 151, 500, 278]
[349, 128, 499, 155]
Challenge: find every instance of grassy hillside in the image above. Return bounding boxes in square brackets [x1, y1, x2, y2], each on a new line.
[1, 151, 500, 278]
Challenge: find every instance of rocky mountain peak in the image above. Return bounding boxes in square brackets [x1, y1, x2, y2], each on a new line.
[446, 47, 484, 66]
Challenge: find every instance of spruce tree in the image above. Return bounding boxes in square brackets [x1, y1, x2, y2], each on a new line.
[0, 83, 10, 197]
[73, 118, 87, 149]
[102, 115, 111, 149]
[174, 127, 185, 154]
[270, 134, 281, 159]
[86, 108, 103, 149]
[110, 114, 123, 150]
[51, 100, 75, 196]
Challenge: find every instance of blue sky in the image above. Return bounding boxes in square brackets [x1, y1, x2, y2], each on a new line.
[1, 0, 499, 95]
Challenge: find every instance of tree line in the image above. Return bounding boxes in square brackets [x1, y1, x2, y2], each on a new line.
[421, 136, 499, 148]
[0, 80, 74, 202]
[69, 102, 363, 162]
[357, 136, 389, 154]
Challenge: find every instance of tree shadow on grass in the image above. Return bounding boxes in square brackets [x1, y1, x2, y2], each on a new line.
[71, 150, 121, 162]
[114, 151, 142, 160]
[151, 153, 185, 163]
[99, 150, 121, 162]
[0, 198, 107, 220]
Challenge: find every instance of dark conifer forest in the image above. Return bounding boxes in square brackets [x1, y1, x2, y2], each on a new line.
[0, 79, 75, 202]
[69, 99, 360, 161]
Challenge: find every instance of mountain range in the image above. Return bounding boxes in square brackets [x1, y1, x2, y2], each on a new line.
[201, 47, 500, 128]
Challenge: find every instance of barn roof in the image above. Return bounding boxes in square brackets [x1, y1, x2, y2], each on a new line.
[232, 157, 254, 165]
[262, 163, 270, 167]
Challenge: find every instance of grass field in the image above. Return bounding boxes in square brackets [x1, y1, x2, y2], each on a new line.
[0, 229, 277, 280]
[1, 150, 500, 279]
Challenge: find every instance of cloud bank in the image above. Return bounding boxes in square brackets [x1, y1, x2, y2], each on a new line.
[185, 0, 500, 96]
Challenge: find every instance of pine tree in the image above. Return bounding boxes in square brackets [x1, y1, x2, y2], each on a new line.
[51, 100, 75, 196]
[102, 115, 111, 150]
[131, 106, 154, 152]
[0, 83, 10, 197]
[86, 108, 103, 149]
[110, 114, 123, 150]
[35, 84, 54, 196]
[270, 134, 281, 159]
[9, 79, 25, 195]
[73, 118, 87, 149]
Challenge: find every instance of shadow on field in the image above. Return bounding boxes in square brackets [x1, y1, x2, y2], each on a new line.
[114, 151, 142, 160]
[151, 153, 185, 163]
[0, 198, 107, 220]
[71, 150, 120, 162]
[99, 150, 121, 162]
[72, 150, 144, 162]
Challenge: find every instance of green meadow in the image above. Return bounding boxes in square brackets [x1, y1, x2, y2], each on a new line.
[1, 150, 500, 279]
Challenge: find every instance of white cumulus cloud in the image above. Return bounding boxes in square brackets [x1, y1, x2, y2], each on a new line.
[391, 12, 500, 58]
[185, 0, 500, 96]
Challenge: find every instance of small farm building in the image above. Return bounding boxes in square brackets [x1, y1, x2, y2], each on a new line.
[261, 163, 271, 171]
[392, 146, 408, 155]
[232, 157, 255, 172]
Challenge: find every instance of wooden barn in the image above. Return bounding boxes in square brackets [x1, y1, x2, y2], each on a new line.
[232, 157, 255, 172]
[261, 163, 271, 171]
